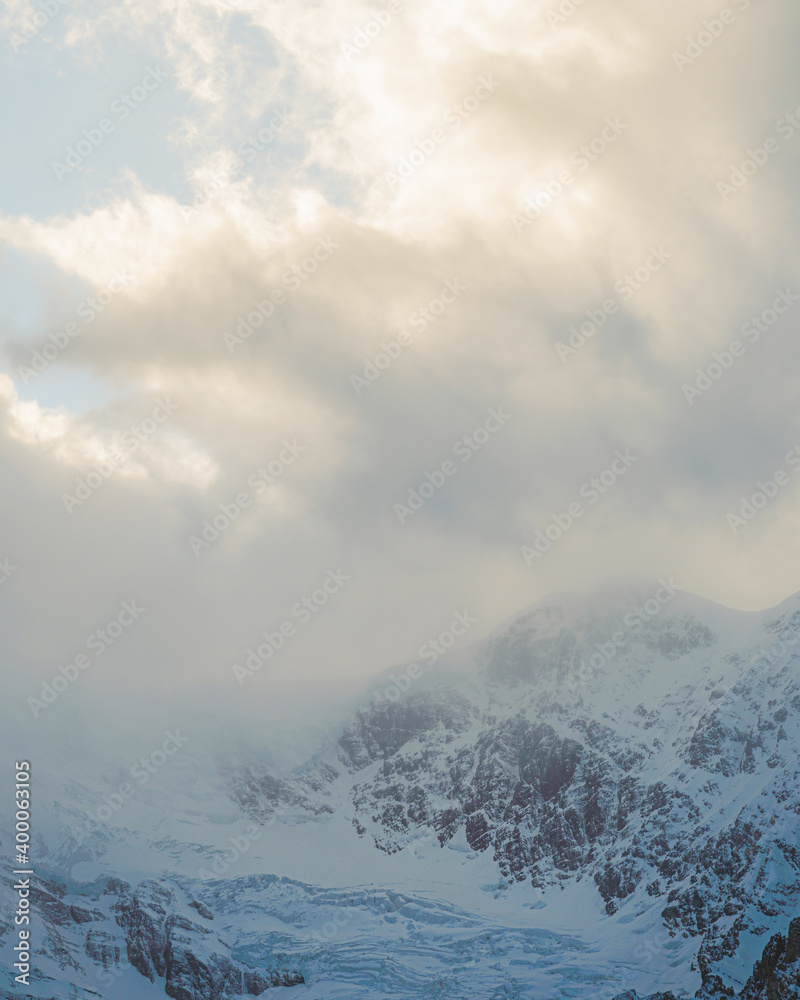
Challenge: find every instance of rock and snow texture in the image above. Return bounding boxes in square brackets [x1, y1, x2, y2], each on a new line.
[2, 578, 800, 998]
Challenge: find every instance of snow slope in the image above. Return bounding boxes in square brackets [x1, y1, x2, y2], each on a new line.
[3, 578, 799, 999]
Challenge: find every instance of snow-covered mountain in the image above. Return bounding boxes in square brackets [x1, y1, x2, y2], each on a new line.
[3, 578, 800, 999]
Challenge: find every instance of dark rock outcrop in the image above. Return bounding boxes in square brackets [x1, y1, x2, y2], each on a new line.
[112, 879, 304, 997]
[624, 915, 800, 1000]
[739, 915, 800, 999]
[17, 873, 305, 1000]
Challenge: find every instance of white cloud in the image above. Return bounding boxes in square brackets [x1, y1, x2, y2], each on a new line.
[1, 0, 800, 713]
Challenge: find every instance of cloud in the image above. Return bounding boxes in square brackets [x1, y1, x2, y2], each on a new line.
[1, 0, 800, 732]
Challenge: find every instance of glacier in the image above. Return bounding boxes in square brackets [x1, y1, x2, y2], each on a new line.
[2, 578, 800, 999]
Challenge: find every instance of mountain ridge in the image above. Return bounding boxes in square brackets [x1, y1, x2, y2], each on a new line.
[4, 579, 800, 998]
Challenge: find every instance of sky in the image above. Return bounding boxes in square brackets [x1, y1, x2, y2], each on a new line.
[1, 0, 800, 736]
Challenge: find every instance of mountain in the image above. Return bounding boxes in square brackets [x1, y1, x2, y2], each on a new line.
[2, 578, 799, 999]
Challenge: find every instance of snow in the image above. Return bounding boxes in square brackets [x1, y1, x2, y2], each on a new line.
[3, 578, 800, 999]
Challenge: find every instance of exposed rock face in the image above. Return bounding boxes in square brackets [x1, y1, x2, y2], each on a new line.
[624, 915, 800, 999]
[114, 880, 305, 998]
[787, 917, 800, 963]
[222, 583, 800, 994]
[739, 916, 800, 999]
[15, 873, 304, 1000]
[30, 875, 73, 926]
[85, 927, 121, 966]
[8, 581, 800, 999]
[225, 757, 338, 823]
[339, 690, 475, 769]
[116, 880, 171, 981]
[610, 993, 677, 1000]
[189, 898, 214, 920]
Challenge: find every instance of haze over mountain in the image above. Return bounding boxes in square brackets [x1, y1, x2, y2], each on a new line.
[3, 578, 800, 999]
